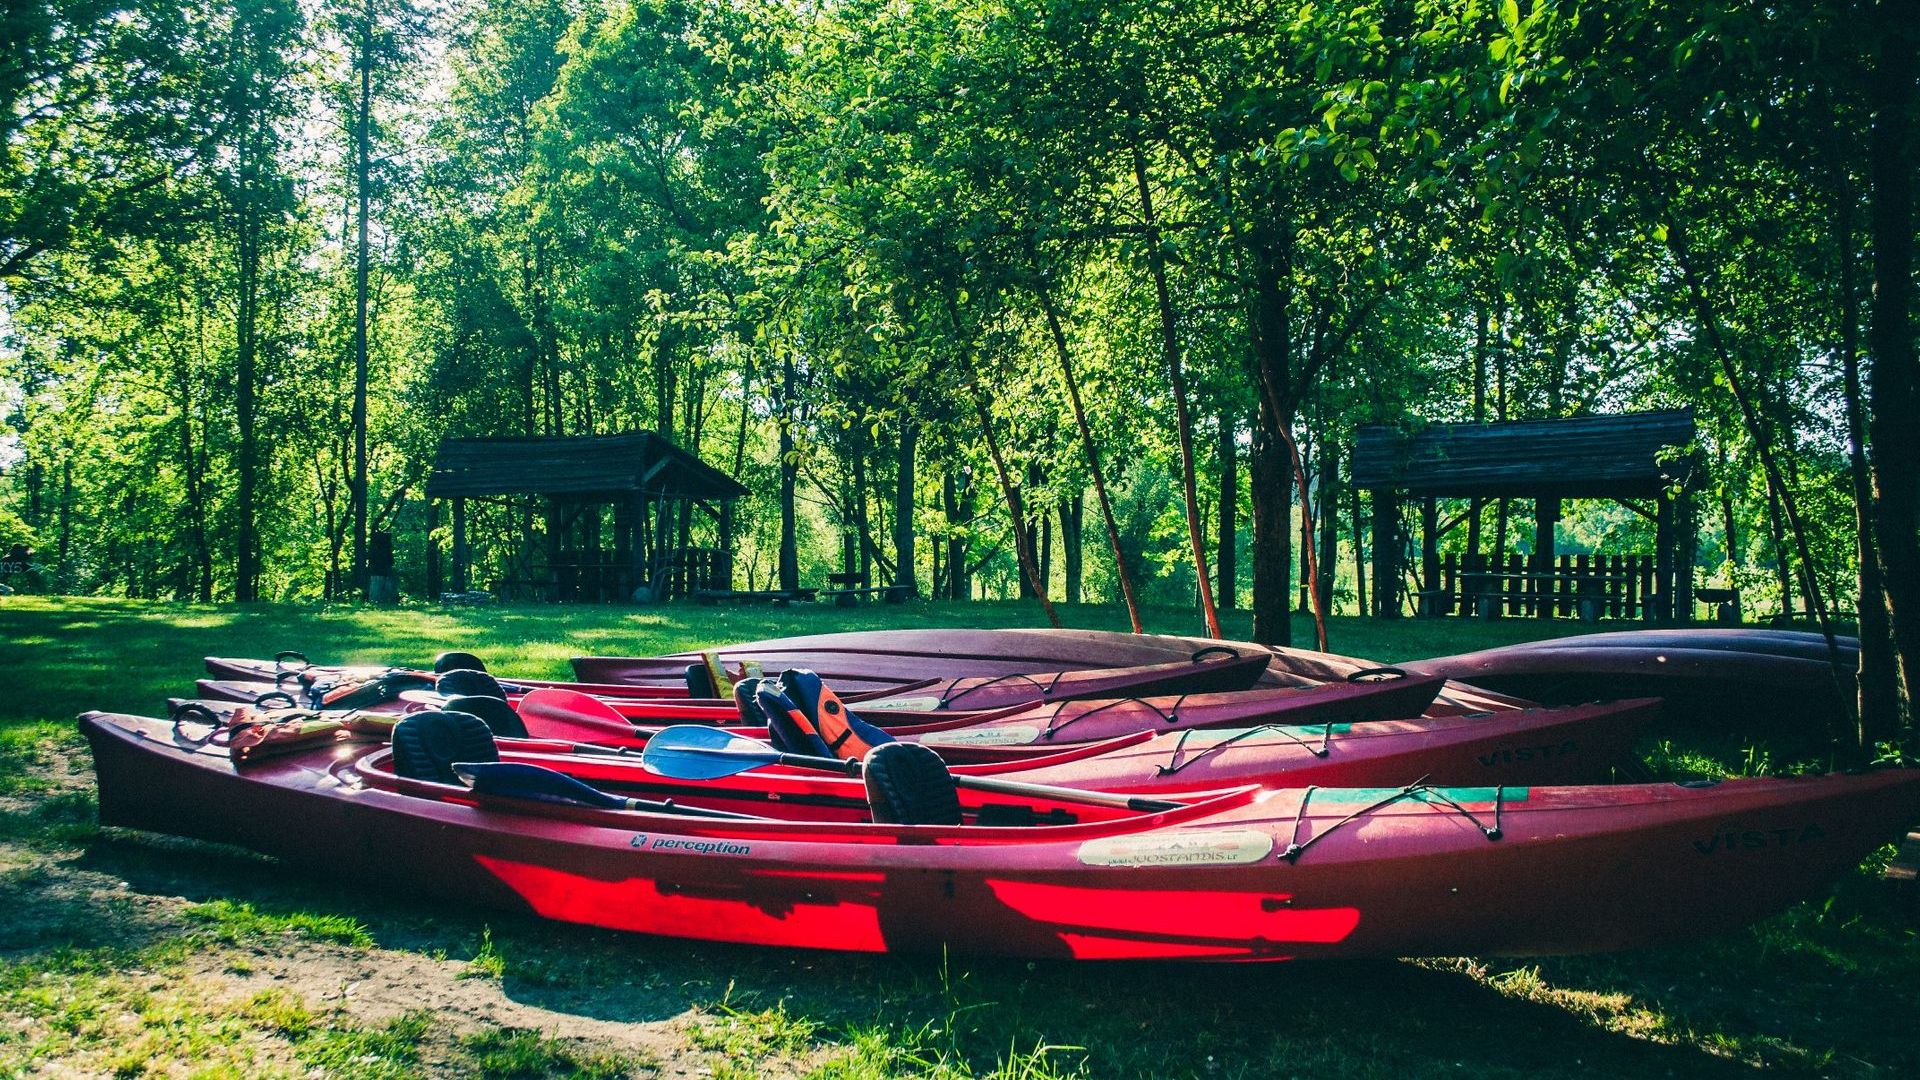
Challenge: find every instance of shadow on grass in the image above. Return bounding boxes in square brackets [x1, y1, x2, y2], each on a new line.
[42, 827, 1809, 1078]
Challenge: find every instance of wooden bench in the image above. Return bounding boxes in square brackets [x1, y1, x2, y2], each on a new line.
[821, 573, 911, 606]
[693, 588, 817, 606]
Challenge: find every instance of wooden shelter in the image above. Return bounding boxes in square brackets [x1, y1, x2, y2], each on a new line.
[1351, 409, 1699, 621]
[424, 432, 747, 602]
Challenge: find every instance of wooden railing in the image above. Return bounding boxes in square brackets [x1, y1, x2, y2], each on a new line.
[1434, 552, 1657, 620]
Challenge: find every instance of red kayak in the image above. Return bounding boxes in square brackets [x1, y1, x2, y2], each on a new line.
[158, 694, 1653, 791]
[569, 628, 1534, 716]
[202, 655, 711, 701]
[201, 664, 1438, 735]
[174, 672, 1451, 763]
[204, 650, 1272, 713]
[82, 709, 1920, 960]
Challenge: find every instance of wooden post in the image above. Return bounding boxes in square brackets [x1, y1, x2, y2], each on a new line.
[1420, 496, 1440, 617]
[630, 492, 649, 602]
[451, 497, 468, 593]
[1533, 496, 1559, 619]
[1676, 483, 1697, 623]
[1372, 491, 1401, 617]
[426, 499, 442, 600]
[613, 497, 632, 595]
[1654, 492, 1674, 622]
[718, 501, 735, 592]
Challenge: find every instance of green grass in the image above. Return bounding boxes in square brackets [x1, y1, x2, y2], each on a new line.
[1, 595, 1917, 1078]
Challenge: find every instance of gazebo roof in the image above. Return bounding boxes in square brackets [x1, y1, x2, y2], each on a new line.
[1351, 409, 1696, 499]
[424, 432, 748, 502]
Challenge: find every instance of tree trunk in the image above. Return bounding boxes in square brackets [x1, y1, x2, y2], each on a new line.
[351, 5, 372, 599]
[971, 394, 1061, 627]
[1061, 490, 1084, 604]
[1350, 455, 1366, 616]
[232, 39, 261, 603]
[1035, 278, 1142, 630]
[1866, 4, 1920, 722]
[1763, 482, 1795, 615]
[1317, 444, 1337, 614]
[1016, 461, 1040, 598]
[1131, 144, 1220, 637]
[944, 469, 971, 601]
[894, 419, 917, 596]
[777, 355, 800, 593]
[1216, 412, 1237, 610]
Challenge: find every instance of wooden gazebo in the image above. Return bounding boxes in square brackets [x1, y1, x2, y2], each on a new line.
[424, 432, 747, 602]
[1352, 409, 1699, 621]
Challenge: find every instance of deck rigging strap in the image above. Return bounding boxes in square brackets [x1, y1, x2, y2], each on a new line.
[1038, 694, 1190, 741]
[938, 669, 1071, 708]
[1279, 781, 1505, 863]
[1156, 721, 1334, 775]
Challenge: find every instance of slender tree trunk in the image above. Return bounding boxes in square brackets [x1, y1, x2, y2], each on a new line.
[1763, 483, 1795, 615]
[1246, 221, 1296, 646]
[1715, 439, 1743, 622]
[1668, 216, 1848, 732]
[971, 394, 1061, 627]
[1467, 300, 1488, 557]
[1317, 440, 1337, 616]
[1840, 187, 1899, 740]
[1016, 461, 1040, 598]
[1866, 5, 1920, 721]
[777, 355, 799, 593]
[894, 419, 917, 597]
[351, 7, 372, 598]
[1350, 454, 1366, 616]
[1035, 279, 1143, 630]
[233, 38, 260, 603]
[1131, 144, 1220, 637]
[1061, 491, 1084, 604]
[1216, 412, 1237, 610]
[1297, 438, 1312, 614]
[944, 469, 971, 601]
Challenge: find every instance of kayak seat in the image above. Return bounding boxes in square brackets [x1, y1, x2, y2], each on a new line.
[437, 669, 506, 701]
[442, 694, 529, 739]
[392, 710, 499, 785]
[685, 663, 718, 699]
[432, 651, 487, 674]
[863, 742, 962, 826]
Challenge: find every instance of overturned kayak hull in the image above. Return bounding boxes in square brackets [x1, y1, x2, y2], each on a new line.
[81, 711, 1920, 960]
[1408, 634, 1857, 740]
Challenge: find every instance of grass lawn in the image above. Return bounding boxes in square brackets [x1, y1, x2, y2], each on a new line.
[1, 595, 1915, 1078]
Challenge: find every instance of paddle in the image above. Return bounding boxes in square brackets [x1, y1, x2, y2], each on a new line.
[452, 761, 764, 819]
[641, 725, 1185, 813]
[516, 688, 646, 743]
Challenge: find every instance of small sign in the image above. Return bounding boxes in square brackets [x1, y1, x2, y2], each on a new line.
[1077, 830, 1275, 868]
[917, 724, 1044, 747]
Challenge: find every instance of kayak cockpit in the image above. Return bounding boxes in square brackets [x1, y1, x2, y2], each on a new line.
[349, 742, 1260, 844]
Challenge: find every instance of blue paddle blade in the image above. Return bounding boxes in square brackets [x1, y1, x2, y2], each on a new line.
[455, 761, 630, 810]
[640, 724, 781, 780]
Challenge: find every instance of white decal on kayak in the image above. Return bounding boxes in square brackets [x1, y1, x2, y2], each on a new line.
[856, 695, 943, 711]
[1077, 830, 1275, 868]
[630, 833, 751, 856]
[917, 724, 1045, 747]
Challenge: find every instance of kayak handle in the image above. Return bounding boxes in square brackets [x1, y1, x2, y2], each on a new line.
[1190, 646, 1239, 662]
[252, 690, 298, 709]
[1346, 666, 1407, 682]
[274, 651, 310, 672]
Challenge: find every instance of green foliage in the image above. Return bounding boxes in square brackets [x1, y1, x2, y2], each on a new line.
[0, 0, 1895, 629]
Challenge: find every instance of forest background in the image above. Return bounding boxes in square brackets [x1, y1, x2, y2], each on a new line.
[4, 0, 1918, 741]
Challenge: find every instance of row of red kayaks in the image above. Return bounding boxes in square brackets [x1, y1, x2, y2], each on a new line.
[81, 627, 1916, 962]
